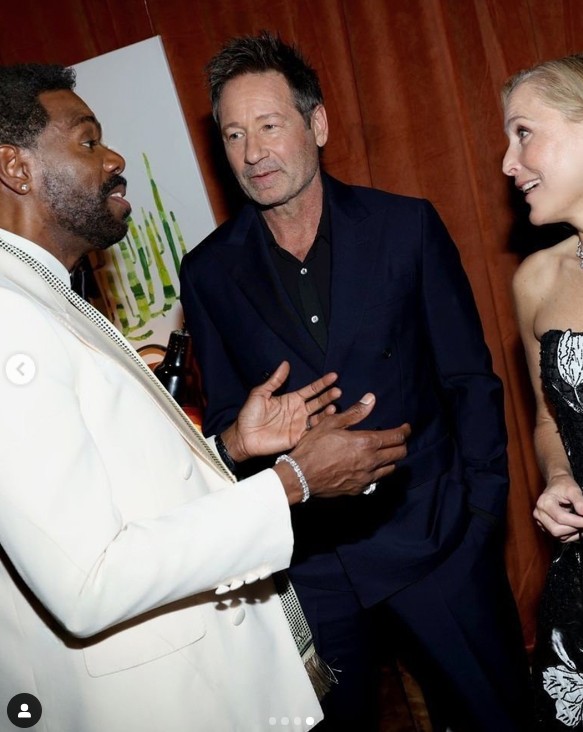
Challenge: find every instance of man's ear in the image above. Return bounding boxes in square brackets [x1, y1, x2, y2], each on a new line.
[311, 105, 329, 148]
[0, 144, 32, 194]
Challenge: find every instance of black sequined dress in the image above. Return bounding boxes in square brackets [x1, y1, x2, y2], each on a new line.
[535, 329, 583, 729]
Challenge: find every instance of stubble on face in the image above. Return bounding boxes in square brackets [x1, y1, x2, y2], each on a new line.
[219, 71, 323, 212]
[39, 167, 129, 251]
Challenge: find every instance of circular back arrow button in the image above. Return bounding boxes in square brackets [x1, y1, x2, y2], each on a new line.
[4, 354, 36, 386]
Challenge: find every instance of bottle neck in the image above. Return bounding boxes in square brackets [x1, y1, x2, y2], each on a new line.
[163, 331, 191, 367]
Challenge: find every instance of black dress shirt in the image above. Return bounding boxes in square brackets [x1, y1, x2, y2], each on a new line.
[263, 200, 331, 353]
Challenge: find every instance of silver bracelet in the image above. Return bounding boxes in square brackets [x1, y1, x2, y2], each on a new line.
[275, 454, 310, 503]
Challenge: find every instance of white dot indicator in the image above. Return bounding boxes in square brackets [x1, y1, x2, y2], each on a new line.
[281, 718, 289, 726]
[268, 718, 277, 726]
[306, 718, 315, 726]
[5, 353, 36, 385]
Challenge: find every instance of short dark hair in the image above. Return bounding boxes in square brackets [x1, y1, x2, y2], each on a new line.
[206, 30, 323, 126]
[0, 64, 76, 148]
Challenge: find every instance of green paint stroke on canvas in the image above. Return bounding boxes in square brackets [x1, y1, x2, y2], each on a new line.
[92, 153, 182, 341]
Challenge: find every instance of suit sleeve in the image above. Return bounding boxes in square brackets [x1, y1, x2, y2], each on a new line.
[180, 255, 250, 436]
[0, 287, 293, 637]
[419, 201, 509, 521]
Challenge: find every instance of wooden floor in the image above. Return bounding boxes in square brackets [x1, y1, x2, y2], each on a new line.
[379, 661, 432, 732]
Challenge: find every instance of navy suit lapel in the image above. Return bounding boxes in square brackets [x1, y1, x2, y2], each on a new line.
[324, 179, 382, 373]
[233, 212, 326, 369]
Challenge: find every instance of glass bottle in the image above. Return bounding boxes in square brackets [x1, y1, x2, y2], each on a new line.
[154, 327, 201, 410]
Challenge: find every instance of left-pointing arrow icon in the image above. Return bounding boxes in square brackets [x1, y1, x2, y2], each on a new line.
[4, 354, 36, 385]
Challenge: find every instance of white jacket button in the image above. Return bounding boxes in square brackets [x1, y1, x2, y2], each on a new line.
[232, 607, 245, 626]
[183, 463, 193, 479]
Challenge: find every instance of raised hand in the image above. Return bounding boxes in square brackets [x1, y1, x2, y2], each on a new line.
[222, 361, 341, 462]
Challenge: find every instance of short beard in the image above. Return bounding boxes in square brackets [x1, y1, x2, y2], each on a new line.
[40, 170, 129, 251]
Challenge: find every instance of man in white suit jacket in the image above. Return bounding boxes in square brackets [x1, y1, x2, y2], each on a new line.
[0, 65, 409, 731]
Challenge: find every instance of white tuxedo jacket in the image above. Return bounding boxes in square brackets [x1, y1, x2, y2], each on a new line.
[0, 234, 321, 732]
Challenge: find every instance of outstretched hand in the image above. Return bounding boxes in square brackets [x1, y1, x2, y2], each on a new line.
[223, 361, 341, 462]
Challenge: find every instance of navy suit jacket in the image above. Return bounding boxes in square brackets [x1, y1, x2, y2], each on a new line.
[180, 175, 509, 606]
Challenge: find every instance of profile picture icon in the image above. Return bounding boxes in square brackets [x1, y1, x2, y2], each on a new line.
[6, 693, 42, 728]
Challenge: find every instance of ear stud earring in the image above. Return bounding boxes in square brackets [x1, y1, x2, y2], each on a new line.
[20, 183, 29, 192]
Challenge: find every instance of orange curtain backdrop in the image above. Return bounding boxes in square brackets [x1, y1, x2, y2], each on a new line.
[1, 0, 581, 646]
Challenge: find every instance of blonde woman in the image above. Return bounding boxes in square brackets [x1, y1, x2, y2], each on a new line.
[504, 53, 583, 729]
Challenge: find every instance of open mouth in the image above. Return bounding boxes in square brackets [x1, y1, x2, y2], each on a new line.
[520, 180, 540, 195]
[107, 188, 132, 215]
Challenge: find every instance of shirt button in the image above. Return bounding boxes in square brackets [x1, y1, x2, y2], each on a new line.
[300, 267, 308, 275]
[311, 315, 319, 324]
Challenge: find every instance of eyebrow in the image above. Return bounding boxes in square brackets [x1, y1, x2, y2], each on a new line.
[503, 114, 531, 133]
[221, 111, 285, 131]
[69, 114, 102, 136]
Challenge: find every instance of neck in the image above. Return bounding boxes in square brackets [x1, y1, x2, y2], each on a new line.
[262, 175, 323, 261]
[0, 204, 89, 271]
[14, 228, 87, 272]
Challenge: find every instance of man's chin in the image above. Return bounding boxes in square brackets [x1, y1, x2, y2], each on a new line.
[94, 223, 130, 251]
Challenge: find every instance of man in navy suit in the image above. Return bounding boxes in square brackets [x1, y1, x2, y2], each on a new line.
[180, 31, 532, 731]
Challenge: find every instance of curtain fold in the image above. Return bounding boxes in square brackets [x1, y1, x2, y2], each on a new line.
[2, 0, 579, 647]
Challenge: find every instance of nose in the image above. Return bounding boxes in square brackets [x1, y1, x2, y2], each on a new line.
[502, 145, 518, 177]
[103, 146, 125, 175]
[244, 133, 268, 165]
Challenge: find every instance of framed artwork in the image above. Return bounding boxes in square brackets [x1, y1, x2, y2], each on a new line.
[73, 36, 215, 366]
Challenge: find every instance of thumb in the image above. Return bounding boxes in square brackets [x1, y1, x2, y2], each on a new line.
[334, 393, 376, 428]
[256, 361, 290, 395]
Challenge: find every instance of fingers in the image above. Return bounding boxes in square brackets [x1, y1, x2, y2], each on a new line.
[326, 393, 377, 428]
[375, 439, 409, 467]
[288, 411, 412, 500]
[297, 372, 341, 415]
[534, 488, 583, 540]
[257, 361, 290, 395]
[256, 365, 340, 407]
[357, 427, 410, 479]
[306, 385, 342, 416]
[309, 404, 337, 428]
[296, 371, 338, 401]
[376, 422, 412, 446]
